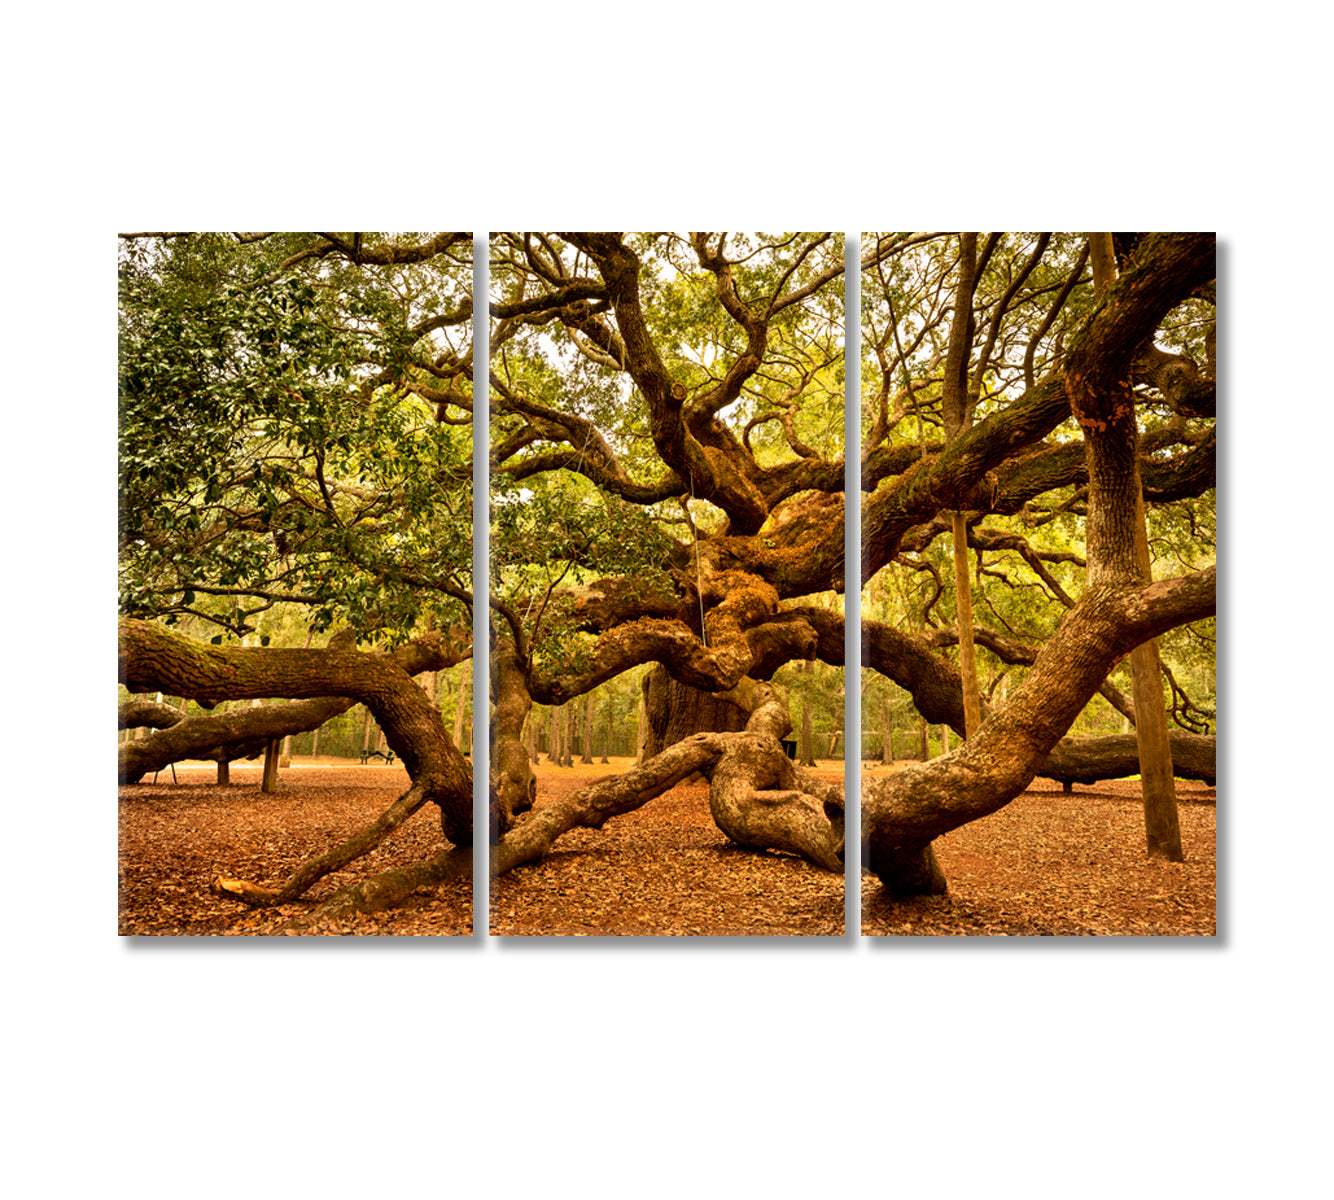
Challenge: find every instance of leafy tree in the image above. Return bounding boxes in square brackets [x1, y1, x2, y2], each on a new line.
[118, 233, 478, 925]
[486, 233, 851, 873]
[118, 230, 1217, 921]
[859, 232, 1215, 895]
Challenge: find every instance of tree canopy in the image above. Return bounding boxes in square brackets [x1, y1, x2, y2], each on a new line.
[118, 233, 479, 922]
[117, 230, 1216, 924]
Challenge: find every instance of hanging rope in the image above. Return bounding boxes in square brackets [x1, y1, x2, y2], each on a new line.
[689, 477, 707, 647]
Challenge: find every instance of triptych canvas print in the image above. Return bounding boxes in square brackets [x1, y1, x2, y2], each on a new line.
[118, 232, 1217, 938]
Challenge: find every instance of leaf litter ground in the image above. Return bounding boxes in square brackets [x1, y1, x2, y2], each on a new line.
[861, 765, 1216, 936]
[491, 757, 847, 937]
[119, 756, 1214, 938]
[119, 758, 471, 936]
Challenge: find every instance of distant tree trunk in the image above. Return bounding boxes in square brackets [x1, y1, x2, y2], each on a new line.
[311, 724, 321, 758]
[217, 759, 230, 785]
[798, 660, 816, 767]
[919, 716, 928, 760]
[940, 724, 950, 754]
[526, 712, 539, 763]
[279, 734, 292, 768]
[635, 694, 646, 765]
[361, 707, 374, 754]
[881, 698, 894, 764]
[582, 692, 595, 763]
[562, 704, 574, 767]
[547, 706, 561, 764]
[601, 693, 613, 763]
[262, 738, 279, 793]
[452, 665, 469, 749]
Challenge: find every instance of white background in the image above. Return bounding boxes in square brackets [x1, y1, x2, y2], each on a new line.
[5, 4, 1326, 1196]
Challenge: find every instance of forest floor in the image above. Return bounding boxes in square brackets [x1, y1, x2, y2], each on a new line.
[861, 765, 1216, 937]
[119, 756, 1216, 939]
[490, 757, 847, 937]
[118, 757, 471, 937]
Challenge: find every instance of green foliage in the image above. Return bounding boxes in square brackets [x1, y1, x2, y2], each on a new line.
[118, 234, 474, 643]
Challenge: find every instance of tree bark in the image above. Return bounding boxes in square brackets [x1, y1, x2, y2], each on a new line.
[490, 637, 537, 837]
[864, 565, 1214, 891]
[119, 694, 356, 784]
[492, 680, 843, 877]
[453, 663, 470, 749]
[261, 738, 279, 793]
[119, 618, 473, 844]
[642, 665, 748, 758]
[582, 691, 595, 763]
[211, 781, 438, 907]
[800, 693, 816, 768]
[1078, 232, 1198, 861]
[547, 705, 561, 765]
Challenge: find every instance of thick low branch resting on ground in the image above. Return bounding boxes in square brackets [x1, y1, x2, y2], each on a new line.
[863, 566, 1215, 893]
[280, 848, 472, 929]
[210, 782, 436, 907]
[491, 680, 844, 875]
[1041, 730, 1215, 786]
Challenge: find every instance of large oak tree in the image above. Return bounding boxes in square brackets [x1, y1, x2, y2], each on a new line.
[118, 232, 479, 923]
[118, 230, 1215, 919]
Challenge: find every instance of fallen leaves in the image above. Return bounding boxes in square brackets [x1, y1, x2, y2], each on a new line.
[490, 757, 844, 936]
[119, 758, 471, 936]
[862, 777, 1216, 936]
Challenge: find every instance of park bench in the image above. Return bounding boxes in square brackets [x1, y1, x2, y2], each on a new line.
[359, 748, 396, 765]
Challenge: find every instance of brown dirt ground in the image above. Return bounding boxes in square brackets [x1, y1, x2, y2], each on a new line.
[490, 757, 847, 937]
[119, 755, 1215, 939]
[861, 763, 1216, 936]
[118, 757, 471, 936]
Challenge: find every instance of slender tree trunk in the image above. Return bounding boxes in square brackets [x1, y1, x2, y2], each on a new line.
[1089, 231, 1182, 862]
[217, 759, 230, 785]
[602, 693, 613, 763]
[1129, 500, 1183, 859]
[919, 716, 928, 760]
[635, 693, 646, 765]
[582, 692, 595, 763]
[261, 738, 280, 793]
[942, 233, 983, 740]
[452, 664, 469, 748]
[950, 514, 983, 737]
[562, 704, 574, 767]
[548, 705, 561, 764]
[940, 724, 950, 754]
